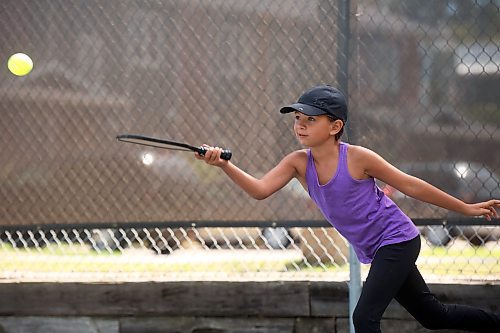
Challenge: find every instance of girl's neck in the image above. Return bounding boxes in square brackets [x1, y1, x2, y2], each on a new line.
[310, 139, 341, 163]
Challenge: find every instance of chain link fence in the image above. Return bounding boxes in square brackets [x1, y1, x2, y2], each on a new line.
[0, 0, 499, 282]
[0, 221, 351, 282]
[1, 221, 499, 282]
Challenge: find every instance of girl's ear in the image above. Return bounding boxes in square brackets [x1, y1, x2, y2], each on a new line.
[330, 119, 344, 136]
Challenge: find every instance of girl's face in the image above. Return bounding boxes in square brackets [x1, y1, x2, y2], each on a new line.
[293, 112, 337, 147]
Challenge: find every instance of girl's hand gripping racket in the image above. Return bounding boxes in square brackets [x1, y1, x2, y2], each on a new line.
[116, 134, 232, 161]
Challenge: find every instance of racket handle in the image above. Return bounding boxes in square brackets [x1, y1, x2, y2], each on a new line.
[198, 147, 232, 161]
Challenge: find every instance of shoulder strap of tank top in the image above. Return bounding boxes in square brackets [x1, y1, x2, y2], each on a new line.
[305, 149, 317, 183]
[306, 149, 314, 172]
[337, 142, 348, 177]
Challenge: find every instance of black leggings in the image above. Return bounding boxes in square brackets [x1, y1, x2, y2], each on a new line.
[353, 236, 500, 332]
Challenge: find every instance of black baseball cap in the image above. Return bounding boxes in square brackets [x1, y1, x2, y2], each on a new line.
[279, 85, 347, 122]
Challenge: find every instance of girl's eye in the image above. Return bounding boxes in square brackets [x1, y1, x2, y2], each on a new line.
[294, 114, 316, 122]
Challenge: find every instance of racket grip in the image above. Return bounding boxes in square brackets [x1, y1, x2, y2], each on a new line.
[198, 147, 232, 161]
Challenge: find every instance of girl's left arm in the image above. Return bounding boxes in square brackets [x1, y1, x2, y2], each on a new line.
[355, 146, 500, 220]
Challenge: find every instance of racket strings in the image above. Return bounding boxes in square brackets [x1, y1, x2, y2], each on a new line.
[140, 144, 194, 152]
[118, 138, 196, 152]
[162, 146, 197, 152]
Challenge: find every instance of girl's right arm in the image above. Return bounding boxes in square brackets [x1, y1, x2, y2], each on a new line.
[195, 146, 301, 200]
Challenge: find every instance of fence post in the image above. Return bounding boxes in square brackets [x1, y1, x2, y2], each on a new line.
[336, 0, 361, 331]
[336, 0, 350, 96]
[348, 245, 361, 332]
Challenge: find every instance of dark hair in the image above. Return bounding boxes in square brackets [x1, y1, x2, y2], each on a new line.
[327, 115, 344, 141]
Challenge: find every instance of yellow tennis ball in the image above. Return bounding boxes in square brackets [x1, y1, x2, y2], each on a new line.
[7, 53, 33, 76]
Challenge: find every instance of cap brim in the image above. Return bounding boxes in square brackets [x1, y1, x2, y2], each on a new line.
[279, 103, 328, 116]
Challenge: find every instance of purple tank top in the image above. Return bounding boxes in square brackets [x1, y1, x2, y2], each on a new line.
[305, 143, 419, 264]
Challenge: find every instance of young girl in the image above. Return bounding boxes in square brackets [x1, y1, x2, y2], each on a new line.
[195, 85, 500, 332]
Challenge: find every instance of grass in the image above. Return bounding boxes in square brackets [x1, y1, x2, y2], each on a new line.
[0, 243, 299, 275]
[421, 245, 500, 258]
[0, 240, 498, 280]
[417, 243, 500, 277]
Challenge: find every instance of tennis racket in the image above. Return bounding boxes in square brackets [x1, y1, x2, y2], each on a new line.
[116, 134, 232, 161]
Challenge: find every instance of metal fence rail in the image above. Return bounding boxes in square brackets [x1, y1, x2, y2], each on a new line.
[1, 219, 498, 282]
